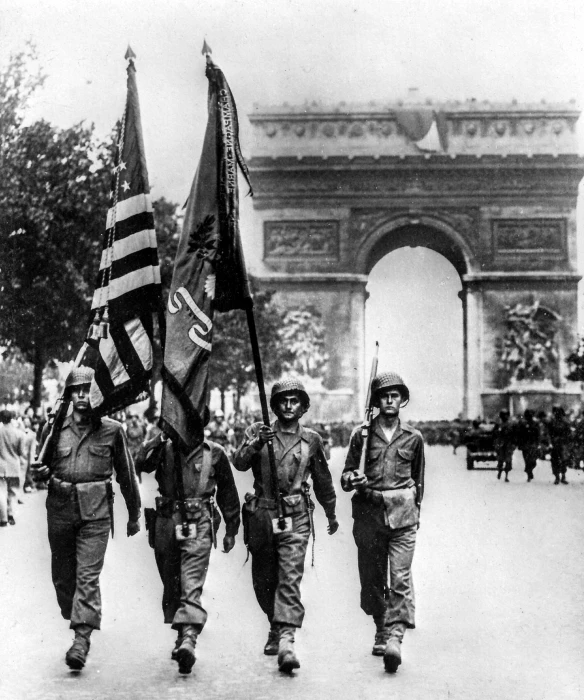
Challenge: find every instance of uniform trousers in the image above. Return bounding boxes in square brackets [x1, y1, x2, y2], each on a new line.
[353, 501, 416, 632]
[46, 493, 110, 629]
[154, 515, 212, 631]
[551, 446, 569, 477]
[0, 477, 19, 522]
[251, 510, 311, 628]
[522, 446, 538, 477]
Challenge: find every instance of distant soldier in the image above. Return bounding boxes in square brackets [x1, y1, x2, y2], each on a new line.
[494, 409, 515, 482]
[548, 405, 571, 485]
[341, 371, 425, 674]
[234, 379, 338, 674]
[136, 417, 240, 675]
[33, 367, 141, 670]
[515, 409, 541, 482]
[571, 410, 584, 469]
[125, 412, 147, 463]
[206, 409, 233, 453]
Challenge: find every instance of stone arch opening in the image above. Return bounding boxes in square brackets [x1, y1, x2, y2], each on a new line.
[356, 216, 474, 279]
[363, 227, 466, 418]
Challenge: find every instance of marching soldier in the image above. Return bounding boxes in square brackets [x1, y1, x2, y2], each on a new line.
[515, 409, 541, 482]
[34, 367, 141, 670]
[234, 379, 339, 674]
[341, 371, 425, 674]
[135, 415, 240, 675]
[548, 405, 571, 485]
[494, 409, 515, 482]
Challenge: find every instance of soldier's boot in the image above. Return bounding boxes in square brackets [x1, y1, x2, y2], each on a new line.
[176, 624, 198, 674]
[278, 625, 300, 674]
[171, 631, 181, 661]
[554, 475, 560, 485]
[372, 613, 389, 656]
[561, 474, 568, 484]
[263, 622, 280, 656]
[383, 623, 406, 674]
[497, 467, 502, 480]
[65, 624, 92, 670]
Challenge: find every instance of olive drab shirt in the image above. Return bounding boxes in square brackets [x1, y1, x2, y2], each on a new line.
[234, 420, 337, 519]
[48, 416, 141, 521]
[341, 418, 425, 507]
[136, 437, 241, 538]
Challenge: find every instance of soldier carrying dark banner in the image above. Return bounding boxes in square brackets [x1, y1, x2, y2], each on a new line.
[234, 379, 339, 674]
[136, 409, 240, 675]
[33, 367, 141, 670]
[341, 371, 425, 674]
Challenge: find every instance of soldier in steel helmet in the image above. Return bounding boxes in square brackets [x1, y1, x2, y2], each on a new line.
[341, 371, 425, 674]
[234, 378, 339, 674]
[134, 407, 240, 675]
[33, 366, 141, 670]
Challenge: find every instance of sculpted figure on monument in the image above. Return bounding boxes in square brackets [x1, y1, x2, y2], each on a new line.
[499, 301, 561, 383]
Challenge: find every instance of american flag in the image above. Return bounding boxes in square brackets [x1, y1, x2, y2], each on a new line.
[88, 48, 162, 416]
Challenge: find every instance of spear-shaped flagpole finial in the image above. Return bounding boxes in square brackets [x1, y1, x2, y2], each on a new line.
[201, 39, 213, 65]
[125, 45, 136, 62]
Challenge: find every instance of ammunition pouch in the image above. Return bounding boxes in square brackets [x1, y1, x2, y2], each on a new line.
[155, 496, 212, 522]
[242, 493, 274, 553]
[144, 507, 157, 549]
[281, 494, 306, 516]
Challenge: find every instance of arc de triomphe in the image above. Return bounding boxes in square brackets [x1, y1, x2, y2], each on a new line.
[245, 100, 584, 420]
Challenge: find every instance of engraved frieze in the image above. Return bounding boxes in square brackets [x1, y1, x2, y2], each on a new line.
[264, 220, 340, 259]
[493, 219, 566, 256]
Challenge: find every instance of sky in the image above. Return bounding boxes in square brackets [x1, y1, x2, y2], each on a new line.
[2, 0, 584, 418]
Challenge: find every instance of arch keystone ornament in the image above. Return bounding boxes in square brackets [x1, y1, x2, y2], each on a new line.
[248, 99, 584, 419]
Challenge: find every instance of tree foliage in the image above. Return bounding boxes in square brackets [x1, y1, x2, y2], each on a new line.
[208, 288, 329, 410]
[0, 119, 113, 405]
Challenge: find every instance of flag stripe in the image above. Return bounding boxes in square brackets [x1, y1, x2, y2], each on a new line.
[92, 265, 161, 309]
[105, 211, 155, 243]
[98, 245, 159, 281]
[106, 193, 152, 228]
[99, 228, 157, 270]
[99, 333, 131, 386]
[124, 317, 152, 371]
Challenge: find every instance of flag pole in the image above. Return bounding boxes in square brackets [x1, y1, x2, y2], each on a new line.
[245, 303, 287, 530]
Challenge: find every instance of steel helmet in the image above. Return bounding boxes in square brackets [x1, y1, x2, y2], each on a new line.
[371, 371, 410, 404]
[65, 366, 95, 392]
[270, 378, 310, 411]
[214, 409, 225, 418]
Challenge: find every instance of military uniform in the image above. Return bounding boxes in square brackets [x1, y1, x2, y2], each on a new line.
[342, 418, 424, 634]
[45, 415, 140, 630]
[234, 420, 336, 629]
[515, 411, 541, 481]
[342, 370, 424, 674]
[137, 435, 240, 673]
[548, 407, 571, 484]
[494, 411, 515, 481]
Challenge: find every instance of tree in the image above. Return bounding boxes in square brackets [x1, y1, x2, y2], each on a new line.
[208, 287, 329, 412]
[0, 42, 45, 151]
[0, 119, 113, 407]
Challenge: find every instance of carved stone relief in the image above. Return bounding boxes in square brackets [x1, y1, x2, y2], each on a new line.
[498, 300, 562, 383]
[492, 219, 566, 256]
[264, 220, 340, 258]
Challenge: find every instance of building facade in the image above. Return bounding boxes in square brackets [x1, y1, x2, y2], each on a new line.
[246, 100, 584, 419]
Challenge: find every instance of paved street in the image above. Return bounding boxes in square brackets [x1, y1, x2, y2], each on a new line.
[1, 445, 583, 700]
